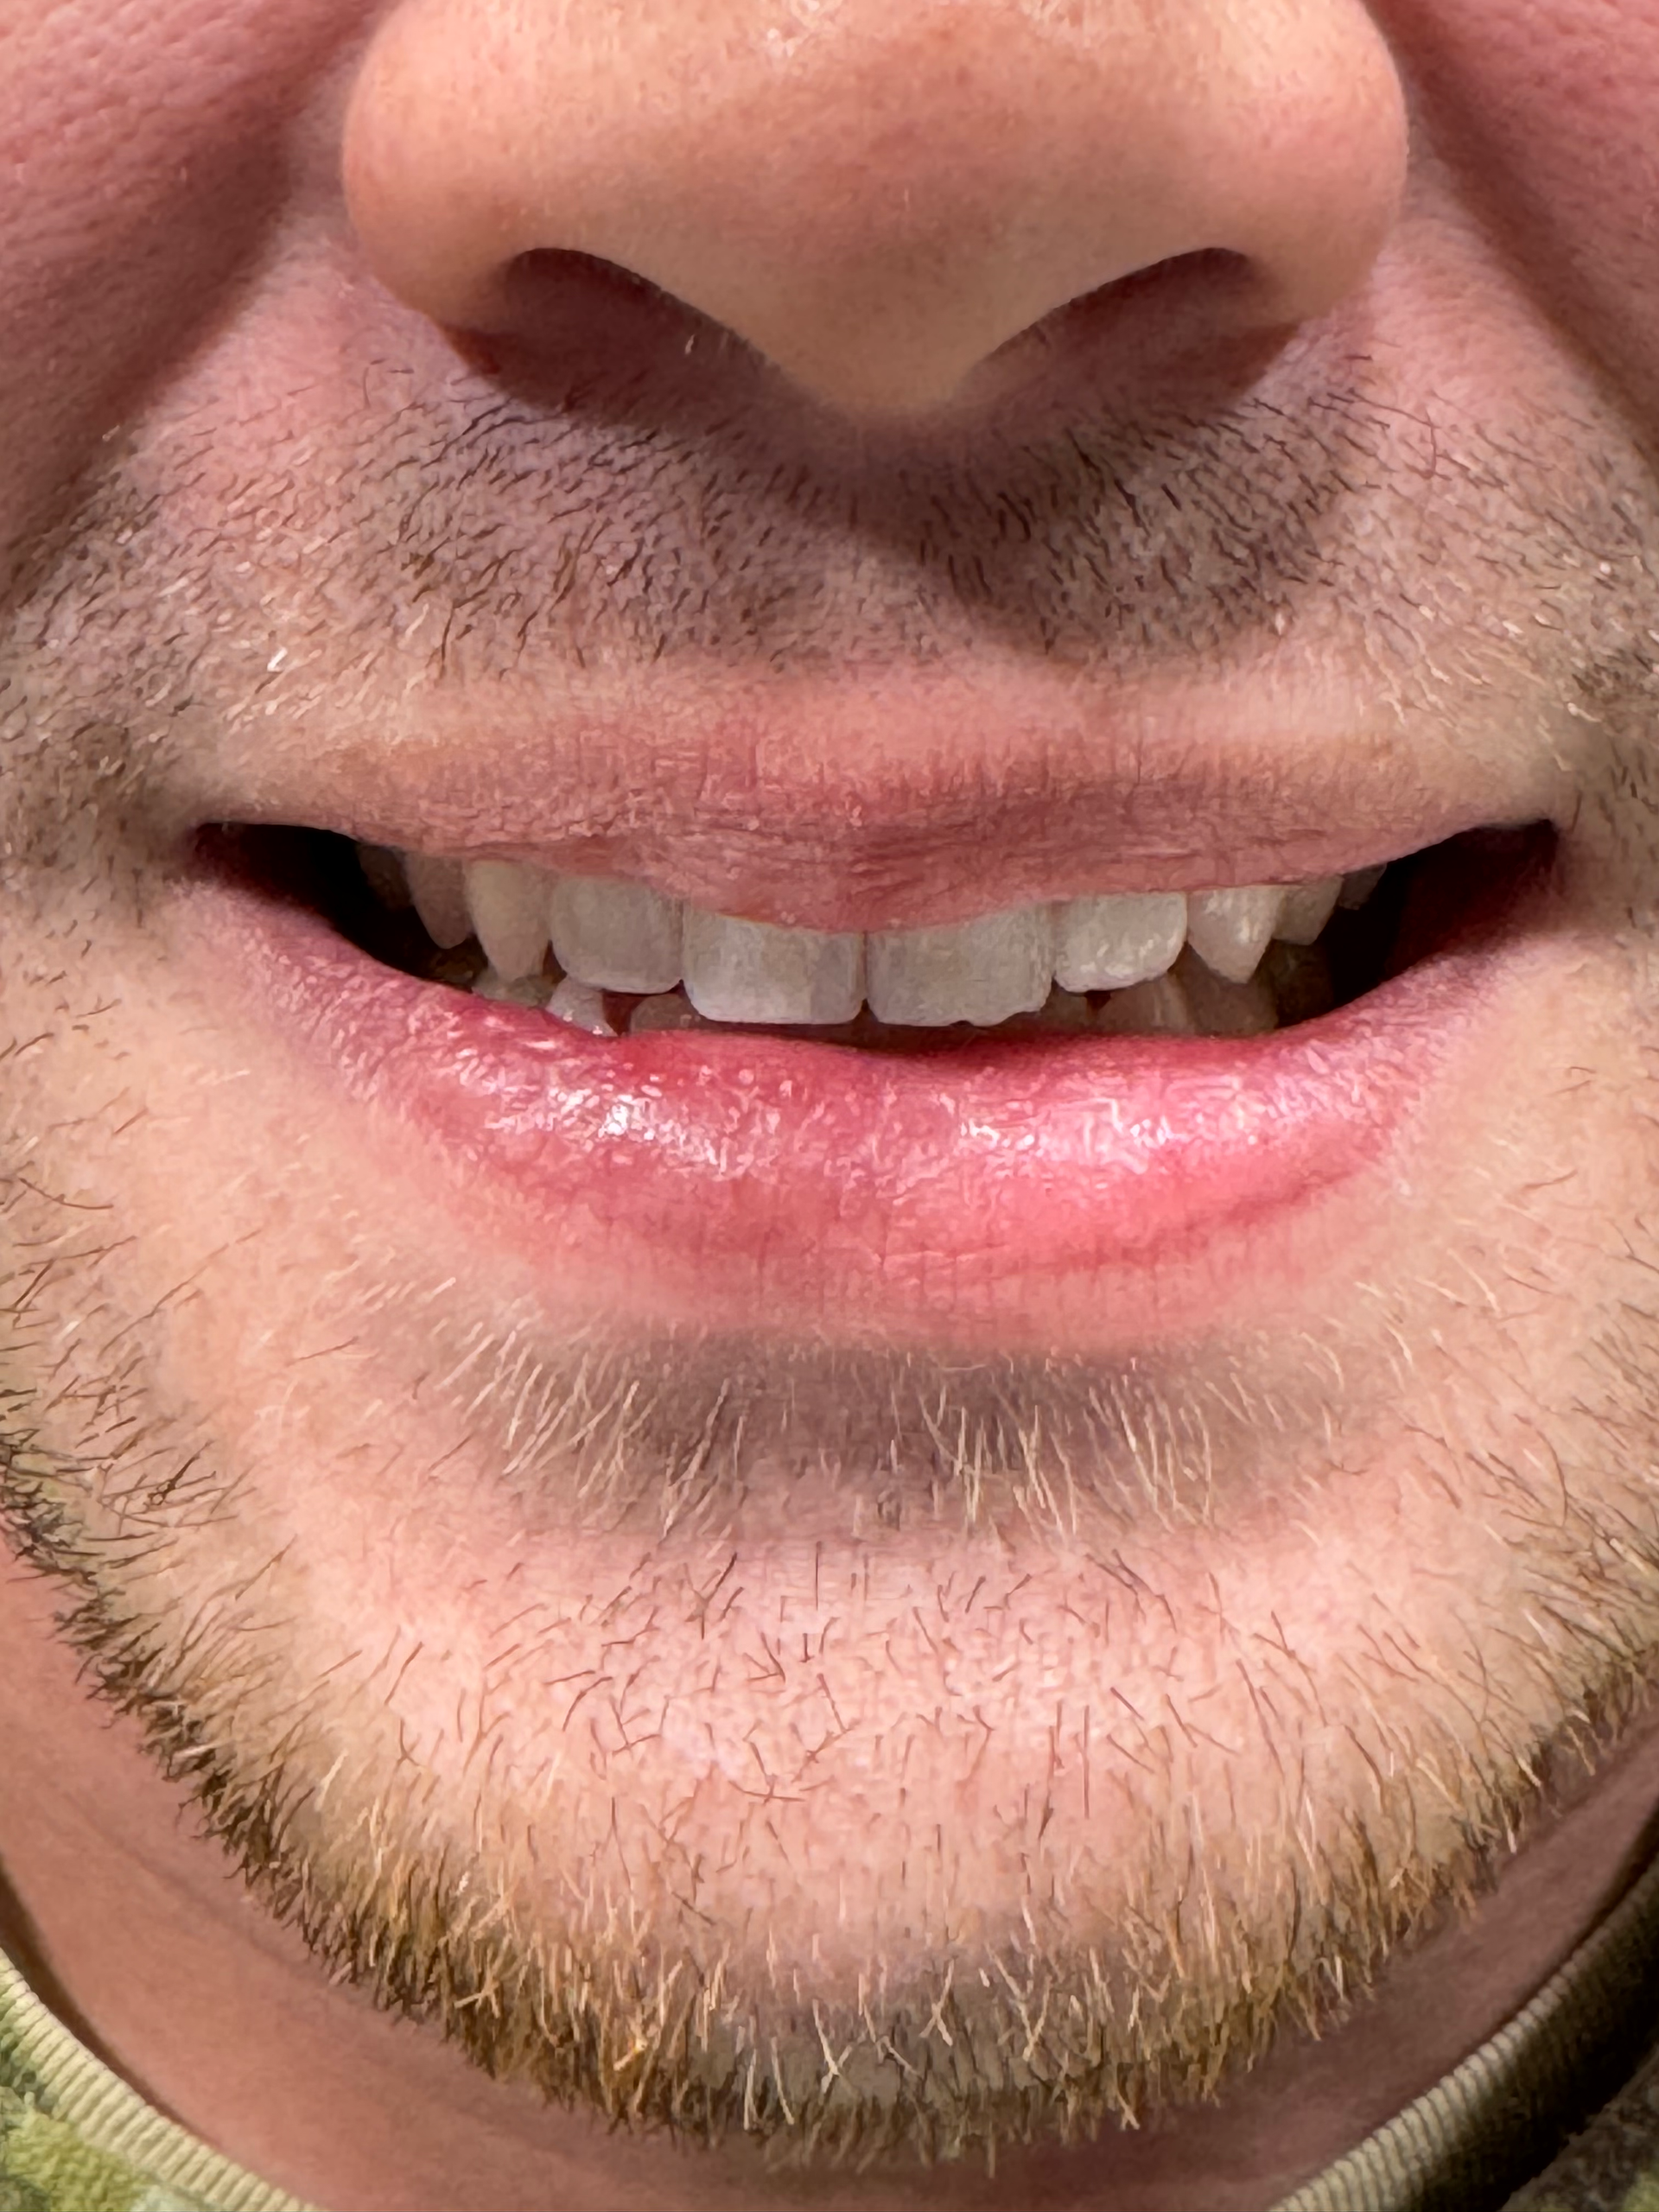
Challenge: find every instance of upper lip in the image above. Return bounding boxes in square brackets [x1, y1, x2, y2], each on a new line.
[188, 665, 1569, 934]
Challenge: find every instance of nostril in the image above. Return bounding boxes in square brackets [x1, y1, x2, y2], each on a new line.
[498, 247, 719, 350]
[344, 0, 1408, 422]
[446, 247, 747, 391]
[976, 245, 1279, 404]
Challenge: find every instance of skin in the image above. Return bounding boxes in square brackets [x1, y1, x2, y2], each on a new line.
[5, 1, 1659, 2208]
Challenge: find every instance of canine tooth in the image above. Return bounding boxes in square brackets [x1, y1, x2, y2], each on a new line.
[867, 907, 1053, 1027]
[549, 875, 683, 994]
[1185, 886, 1284, 983]
[1096, 972, 1195, 1035]
[1275, 875, 1343, 945]
[356, 842, 411, 910]
[1338, 863, 1388, 910]
[683, 912, 863, 1024]
[404, 854, 473, 949]
[1052, 892, 1186, 992]
[547, 976, 616, 1036]
[1175, 951, 1278, 1037]
[464, 860, 551, 982]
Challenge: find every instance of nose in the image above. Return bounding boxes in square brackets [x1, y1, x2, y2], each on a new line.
[342, 0, 1408, 419]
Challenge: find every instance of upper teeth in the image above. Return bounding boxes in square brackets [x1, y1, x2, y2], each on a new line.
[384, 849, 1370, 1029]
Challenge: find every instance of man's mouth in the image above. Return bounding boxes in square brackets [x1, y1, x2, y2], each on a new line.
[220, 817, 1539, 1048]
[178, 811, 1553, 1354]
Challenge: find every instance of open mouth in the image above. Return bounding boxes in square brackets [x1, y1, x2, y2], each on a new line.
[213, 818, 1549, 1050]
[183, 814, 1556, 1345]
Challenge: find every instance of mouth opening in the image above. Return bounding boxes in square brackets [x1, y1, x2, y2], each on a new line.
[202, 821, 1555, 1052]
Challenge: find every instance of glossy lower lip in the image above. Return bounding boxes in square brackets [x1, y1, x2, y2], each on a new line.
[182, 874, 1499, 1344]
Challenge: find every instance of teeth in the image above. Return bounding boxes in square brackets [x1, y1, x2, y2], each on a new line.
[867, 908, 1053, 1027]
[1338, 862, 1389, 910]
[683, 912, 863, 1025]
[464, 860, 550, 982]
[374, 844, 1386, 1035]
[404, 854, 473, 949]
[1274, 874, 1343, 946]
[1052, 891, 1186, 992]
[1174, 950, 1278, 1037]
[547, 976, 616, 1036]
[474, 964, 552, 1008]
[1185, 886, 1285, 984]
[629, 991, 708, 1034]
[1096, 971, 1195, 1036]
[549, 875, 683, 994]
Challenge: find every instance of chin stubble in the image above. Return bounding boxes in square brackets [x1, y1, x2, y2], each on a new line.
[3, 357, 1659, 2165]
[5, 1253, 1659, 2165]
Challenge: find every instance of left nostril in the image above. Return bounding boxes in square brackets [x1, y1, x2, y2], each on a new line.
[342, 0, 1409, 423]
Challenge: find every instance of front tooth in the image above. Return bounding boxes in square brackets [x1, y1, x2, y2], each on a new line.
[1185, 886, 1284, 984]
[867, 907, 1053, 1027]
[404, 854, 473, 949]
[1275, 875, 1343, 946]
[682, 912, 863, 1025]
[1052, 892, 1186, 992]
[549, 875, 683, 994]
[463, 861, 551, 982]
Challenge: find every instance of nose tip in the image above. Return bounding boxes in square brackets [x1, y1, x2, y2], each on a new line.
[343, 0, 1409, 420]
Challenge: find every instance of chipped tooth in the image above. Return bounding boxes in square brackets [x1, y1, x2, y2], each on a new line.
[1185, 885, 1284, 984]
[1052, 891, 1186, 992]
[356, 842, 411, 911]
[867, 907, 1054, 1027]
[1174, 950, 1278, 1037]
[628, 991, 708, 1034]
[683, 912, 863, 1025]
[404, 853, 474, 950]
[1096, 971, 1195, 1035]
[549, 875, 683, 994]
[547, 976, 616, 1036]
[463, 860, 552, 982]
[1338, 863, 1388, 910]
[1275, 875, 1343, 946]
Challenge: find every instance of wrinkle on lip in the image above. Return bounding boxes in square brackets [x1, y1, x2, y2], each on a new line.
[192, 661, 1556, 934]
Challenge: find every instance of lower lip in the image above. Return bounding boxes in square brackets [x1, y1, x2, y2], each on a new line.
[188, 879, 1491, 1339]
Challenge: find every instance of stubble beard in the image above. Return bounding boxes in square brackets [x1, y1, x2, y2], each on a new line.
[3, 343, 1659, 2164]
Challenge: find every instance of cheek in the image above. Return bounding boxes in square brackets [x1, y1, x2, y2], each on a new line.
[1382, 0, 1659, 425]
[0, 0, 366, 570]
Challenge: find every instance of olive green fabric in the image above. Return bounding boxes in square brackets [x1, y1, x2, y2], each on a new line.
[1274, 1842, 1659, 2212]
[7, 1857, 1659, 2212]
[0, 1953, 309, 2212]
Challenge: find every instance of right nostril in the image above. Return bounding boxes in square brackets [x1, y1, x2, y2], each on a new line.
[504, 249, 669, 312]
[477, 246, 732, 369]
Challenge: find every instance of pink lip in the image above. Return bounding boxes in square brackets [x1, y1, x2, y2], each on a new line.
[184, 872, 1493, 1345]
